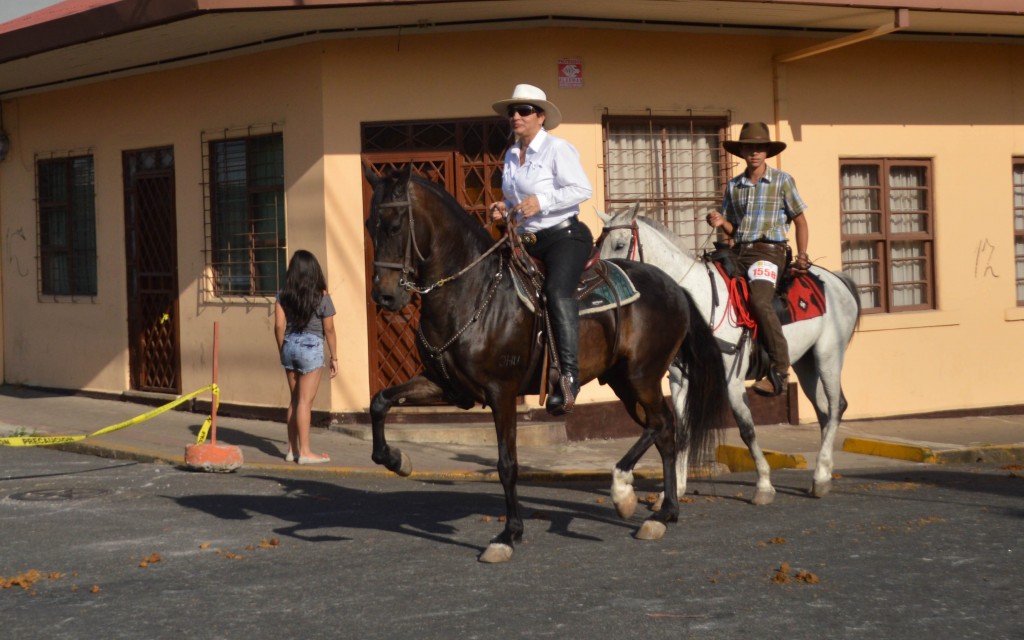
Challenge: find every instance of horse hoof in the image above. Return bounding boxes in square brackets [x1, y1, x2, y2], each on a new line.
[635, 519, 667, 541]
[393, 451, 412, 477]
[751, 488, 776, 506]
[479, 543, 514, 563]
[811, 480, 831, 498]
[614, 493, 637, 520]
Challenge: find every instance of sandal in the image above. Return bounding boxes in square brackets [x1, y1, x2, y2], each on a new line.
[297, 454, 330, 465]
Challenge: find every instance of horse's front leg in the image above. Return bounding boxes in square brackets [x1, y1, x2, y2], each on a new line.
[729, 379, 776, 505]
[479, 392, 523, 563]
[369, 374, 445, 476]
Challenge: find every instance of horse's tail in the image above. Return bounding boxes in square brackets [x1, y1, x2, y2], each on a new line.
[676, 289, 729, 467]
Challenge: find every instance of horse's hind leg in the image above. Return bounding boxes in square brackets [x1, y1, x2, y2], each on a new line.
[793, 354, 844, 498]
[610, 429, 654, 520]
[369, 374, 446, 476]
[635, 397, 682, 540]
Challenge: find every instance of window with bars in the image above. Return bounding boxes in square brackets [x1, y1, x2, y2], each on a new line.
[203, 128, 286, 298]
[603, 115, 730, 254]
[1014, 159, 1024, 306]
[840, 158, 935, 313]
[36, 154, 98, 297]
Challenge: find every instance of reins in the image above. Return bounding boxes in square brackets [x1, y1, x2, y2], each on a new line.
[373, 184, 510, 296]
[372, 175, 512, 381]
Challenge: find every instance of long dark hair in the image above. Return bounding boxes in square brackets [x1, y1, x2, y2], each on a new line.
[279, 250, 326, 331]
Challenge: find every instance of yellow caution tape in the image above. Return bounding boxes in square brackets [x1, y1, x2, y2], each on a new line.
[0, 384, 220, 448]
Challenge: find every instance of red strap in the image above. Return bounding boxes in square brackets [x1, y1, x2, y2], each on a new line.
[713, 262, 758, 339]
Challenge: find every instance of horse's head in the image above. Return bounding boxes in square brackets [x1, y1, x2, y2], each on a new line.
[365, 164, 424, 311]
[596, 202, 642, 262]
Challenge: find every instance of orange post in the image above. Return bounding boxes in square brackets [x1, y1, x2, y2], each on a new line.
[183, 321, 242, 472]
[210, 321, 219, 446]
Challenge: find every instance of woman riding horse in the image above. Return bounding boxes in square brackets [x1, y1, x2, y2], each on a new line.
[489, 83, 592, 415]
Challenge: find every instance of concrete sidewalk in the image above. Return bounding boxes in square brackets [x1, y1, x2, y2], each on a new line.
[1, 384, 1023, 480]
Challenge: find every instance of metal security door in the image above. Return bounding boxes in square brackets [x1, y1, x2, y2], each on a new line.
[123, 147, 181, 393]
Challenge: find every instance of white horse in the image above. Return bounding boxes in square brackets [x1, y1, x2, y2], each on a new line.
[597, 204, 861, 505]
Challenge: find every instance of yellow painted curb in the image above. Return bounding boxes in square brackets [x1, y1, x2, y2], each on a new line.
[841, 437, 936, 463]
[716, 444, 807, 473]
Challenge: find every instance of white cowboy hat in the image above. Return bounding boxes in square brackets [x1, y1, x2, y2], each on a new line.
[492, 84, 562, 130]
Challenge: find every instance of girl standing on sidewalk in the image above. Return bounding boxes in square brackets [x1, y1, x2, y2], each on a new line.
[274, 250, 338, 464]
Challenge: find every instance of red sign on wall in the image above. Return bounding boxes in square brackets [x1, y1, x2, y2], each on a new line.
[558, 57, 583, 89]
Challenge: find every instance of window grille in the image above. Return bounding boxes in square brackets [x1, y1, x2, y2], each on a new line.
[840, 159, 935, 313]
[603, 115, 730, 255]
[201, 124, 285, 300]
[35, 151, 97, 299]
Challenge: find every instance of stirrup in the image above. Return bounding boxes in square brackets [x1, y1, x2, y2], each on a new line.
[546, 373, 578, 416]
[752, 369, 787, 396]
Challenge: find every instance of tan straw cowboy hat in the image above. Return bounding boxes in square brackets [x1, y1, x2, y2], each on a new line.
[492, 84, 562, 130]
[723, 122, 787, 158]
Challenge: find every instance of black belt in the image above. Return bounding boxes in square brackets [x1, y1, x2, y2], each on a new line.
[736, 239, 787, 252]
[520, 216, 578, 245]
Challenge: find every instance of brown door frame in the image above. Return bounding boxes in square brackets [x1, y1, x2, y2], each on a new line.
[362, 152, 454, 398]
[123, 146, 182, 394]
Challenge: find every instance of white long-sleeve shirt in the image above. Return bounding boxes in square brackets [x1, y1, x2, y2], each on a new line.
[502, 128, 593, 233]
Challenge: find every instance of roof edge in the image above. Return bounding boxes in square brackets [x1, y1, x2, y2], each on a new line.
[0, 0, 203, 63]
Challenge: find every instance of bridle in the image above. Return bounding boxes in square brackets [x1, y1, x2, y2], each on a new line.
[371, 176, 506, 295]
[595, 219, 644, 263]
[369, 174, 509, 381]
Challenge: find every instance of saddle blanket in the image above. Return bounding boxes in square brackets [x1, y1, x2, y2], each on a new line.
[775, 271, 827, 325]
[511, 259, 640, 316]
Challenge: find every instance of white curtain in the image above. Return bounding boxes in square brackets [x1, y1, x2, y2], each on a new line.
[889, 166, 927, 306]
[840, 165, 880, 308]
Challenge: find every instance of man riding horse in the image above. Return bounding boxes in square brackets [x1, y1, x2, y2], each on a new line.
[706, 122, 811, 397]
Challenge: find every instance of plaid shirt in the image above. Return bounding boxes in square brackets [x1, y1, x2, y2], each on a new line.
[721, 166, 807, 243]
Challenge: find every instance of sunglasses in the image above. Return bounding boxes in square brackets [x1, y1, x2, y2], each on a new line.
[507, 104, 541, 118]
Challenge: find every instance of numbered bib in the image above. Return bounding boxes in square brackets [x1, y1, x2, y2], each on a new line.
[747, 260, 779, 284]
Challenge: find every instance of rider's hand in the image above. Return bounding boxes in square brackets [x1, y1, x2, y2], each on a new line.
[515, 195, 541, 218]
[794, 252, 811, 273]
[489, 202, 508, 221]
[706, 210, 725, 228]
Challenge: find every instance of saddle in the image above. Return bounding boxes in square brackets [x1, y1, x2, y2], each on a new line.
[706, 246, 827, 381]
[506, 233, 640, 399]
[509, 251, 640, 315]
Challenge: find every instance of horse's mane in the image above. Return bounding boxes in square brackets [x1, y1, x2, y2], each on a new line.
[409, 174, 494, 245]
[636, 215, 699, 259]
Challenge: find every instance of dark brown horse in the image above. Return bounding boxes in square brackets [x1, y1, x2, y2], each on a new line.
[364, 166, 726, 563]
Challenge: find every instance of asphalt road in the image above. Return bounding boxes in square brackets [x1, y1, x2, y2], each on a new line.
[2, 447, 1021, 639]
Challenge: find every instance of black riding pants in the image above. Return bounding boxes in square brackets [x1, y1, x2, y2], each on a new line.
[525, 217, 594, 302]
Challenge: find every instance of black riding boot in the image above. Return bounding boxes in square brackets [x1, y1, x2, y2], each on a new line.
[546, 296, 581, 416]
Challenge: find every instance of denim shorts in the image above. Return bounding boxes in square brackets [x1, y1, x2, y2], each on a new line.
[280, 332, 324, 374]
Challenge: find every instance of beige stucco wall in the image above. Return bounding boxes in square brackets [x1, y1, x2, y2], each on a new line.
[2, 25, 1023, 421]
[0, 45, 338, 413]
